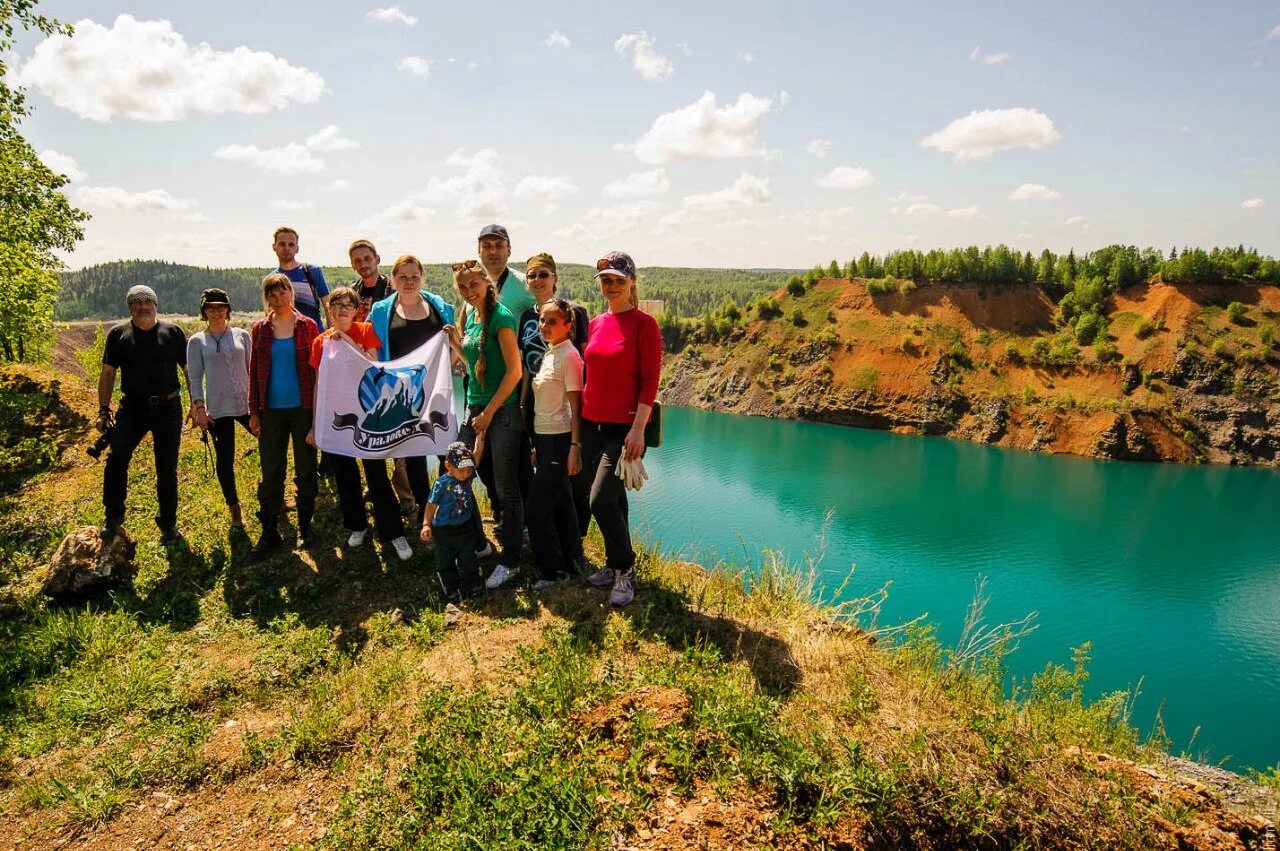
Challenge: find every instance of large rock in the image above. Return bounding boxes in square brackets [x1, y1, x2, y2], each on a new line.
[41, 526, 136, 599]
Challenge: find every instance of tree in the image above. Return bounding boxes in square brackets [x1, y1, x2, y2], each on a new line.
[1, 3, 88, 361]
[827, 259, 840, 278]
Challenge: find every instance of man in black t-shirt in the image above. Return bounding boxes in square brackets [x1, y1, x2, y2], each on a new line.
[347, 238, 391, 323]
[96, 285, 191, 543]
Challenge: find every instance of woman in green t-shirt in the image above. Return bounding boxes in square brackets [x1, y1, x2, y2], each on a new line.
[447, 260, 524, 590]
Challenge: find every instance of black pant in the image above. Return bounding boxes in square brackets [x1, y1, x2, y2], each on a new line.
[209, 414, 251, 507]
[580, 420, 636, 573]
[103, 400, 183, 530]
[257, 406, 317, 528]
[331, 454, 406, 541]
[432, 522, 481, 598]
[399, 455, 434, 527]
[526, 433, 580, 580]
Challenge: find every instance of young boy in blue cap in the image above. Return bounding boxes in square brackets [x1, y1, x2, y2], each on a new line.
[421, 441, 485, 607]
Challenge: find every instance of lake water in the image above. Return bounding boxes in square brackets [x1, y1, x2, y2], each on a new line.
[629, 406, 1280, 771]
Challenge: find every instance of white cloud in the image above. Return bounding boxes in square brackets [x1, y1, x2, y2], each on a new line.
[817, 166, 875, 189]
[1241, 198, 1266, 209]
[739, 52, 756, 63]
[1065, 215, 1089, 233]
[614, 31, 674, 81]
[305, 125, 359, 152]
[920, 108, 1060, 163]
[630, 91, 779, 164]
[970, 46, 1010, 65]
[329, 179, 351, 191]
[543, 30, 571, 49]
[76, 185, 197, 212]
[214, 142, 325, 174]
[901, 233, 921, 245]
[602, 169, 670, 198]
[905, 202, 941, 216]
[682, 173, 771, 212]
[1008, 182, 1062, 201]
[806, 139, 832, 158]
[271, 200, 314, 211]
[676, 41, 692, 55]
[396, 56, 431, 78]
[39, 150, 86, 182]
[367, 6, 417, 26]
[514, 175, 580, 205]
[371, 147, 507, 224]
[947, 205, 980, 221]
[1268, 24, 1280, 40]
[16, 15, 325, 122]
[554, 201, 660, 241]
[888, 190, 928, 214]
[1015, 231, 1034, 241]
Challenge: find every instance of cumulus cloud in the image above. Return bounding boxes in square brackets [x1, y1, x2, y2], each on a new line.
[1065, 215, 1086, 225]
[614, 31, 674, 80]
[16, 15, 326, 122]
[554, 201, 660, 242]
[514, 175, 579, 213]
[396, 56, 431, 78]
[367, 6, 417, 26]
[817, 166, 875, 189]
[39, 150, 86, 182]
[905, 202, 941, 216]
[271, 200, 314, 211]
[363, 148, 508, 231]
[76, 185, 197, 212]
[305, 125, 359, 152]
[1268, 25, 1280, 40]
[920, 108, 1060, 163]
[329, 179, 351, 191]
[682, 173, 770, 212]
[969, 46, 1011, 65]
[1241, 198, 1266, 209]
[947, 205, 980, 221]
[1009, 182, 1062, 201]
[603, 169, 671, 198]
[630, 91, 780, 164]
[543, 30, 571, 49]
[739, 52, 756, 63]
[214, 142, 324, 174]
[806, 139, 832, 158]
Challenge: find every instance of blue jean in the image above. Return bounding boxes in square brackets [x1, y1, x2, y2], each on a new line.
[459, 403, 522, 566]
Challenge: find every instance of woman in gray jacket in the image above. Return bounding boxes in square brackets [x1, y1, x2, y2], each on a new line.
[186, 288, 253, 528]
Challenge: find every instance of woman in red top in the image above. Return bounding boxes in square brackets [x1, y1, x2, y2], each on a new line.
[581, 252, 662, 607]
[306, 286, 414, 561]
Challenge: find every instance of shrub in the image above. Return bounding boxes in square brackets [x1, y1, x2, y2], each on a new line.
[897, 280, 917, 295]
[1094, 340, 1120, 362]
[785, 276, 806, 297]
[1210, 338, 1231, 360]
[975, 331, 993, 347]
[790, 308, 806, 326]
[865, 277, 896, 295]
[1261, 325, 1275, 349]
[1021, 385, 1039, 404]
[1004, 342, 1023, 364]
[1227, 301, 1246, 323]
[1074, 311, 1106, 345]
[755, 297, 782, 320]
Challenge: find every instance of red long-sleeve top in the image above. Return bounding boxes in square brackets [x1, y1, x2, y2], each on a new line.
[582, 308, 662, 424]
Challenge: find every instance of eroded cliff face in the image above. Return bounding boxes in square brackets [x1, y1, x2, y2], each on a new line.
[660, 279, 1280, 466]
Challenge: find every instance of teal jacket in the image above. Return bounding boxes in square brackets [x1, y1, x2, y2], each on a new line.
[367, 290, 455, 361]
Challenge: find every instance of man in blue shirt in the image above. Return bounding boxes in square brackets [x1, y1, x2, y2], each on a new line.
[272, 226, 329, 329]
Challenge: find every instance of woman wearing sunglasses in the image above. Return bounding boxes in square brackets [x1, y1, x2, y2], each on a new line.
[307, 286, 415, 561]
[581, 252, 662, 607]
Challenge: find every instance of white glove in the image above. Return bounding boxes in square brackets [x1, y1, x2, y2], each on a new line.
[615, 455, 649, 491]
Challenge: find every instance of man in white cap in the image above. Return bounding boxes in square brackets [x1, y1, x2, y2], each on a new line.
[96, 285, 191, 543]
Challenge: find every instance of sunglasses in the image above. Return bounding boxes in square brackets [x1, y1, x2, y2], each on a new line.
[596, 257, 630, 274]
[331, 302, 358, 312]
[451, 259, 480, 272]
[527, 270, 554, 280]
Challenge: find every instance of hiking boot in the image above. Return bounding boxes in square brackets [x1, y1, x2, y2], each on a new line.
[228, 503, 244, 529]
[485, 563, 519, 590]
[586, 566, 614, 587]
[251, 528, 283, 560]
[391, 536, 413, 561]
[609, 569, 636, 607]
[347, 528, 368, 547]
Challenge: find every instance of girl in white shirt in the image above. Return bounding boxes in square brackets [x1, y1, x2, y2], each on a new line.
[524, 298, 584, 590]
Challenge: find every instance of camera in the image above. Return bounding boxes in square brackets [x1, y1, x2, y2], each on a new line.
[87, 427, 112, 460]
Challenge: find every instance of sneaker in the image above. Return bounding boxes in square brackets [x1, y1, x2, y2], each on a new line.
[586, 567, 615, 587]
[443, 603, 462, 629]
[609, 569, 636, 607]
[474, 541, 495, 559]
[251, 529, 283, 561]
[532, 578, 558, 592]
[392, 536, 413, 561]
[485, 563, 519, 589]
[347, 528, 368, 547]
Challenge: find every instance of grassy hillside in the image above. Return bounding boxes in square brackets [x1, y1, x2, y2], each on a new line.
[0, 348, 1275, 847]
[55, 260, 791, 321]
[663, 276, 1280, 466]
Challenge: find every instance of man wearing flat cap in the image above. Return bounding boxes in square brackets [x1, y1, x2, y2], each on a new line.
[96, 285, 191, 543]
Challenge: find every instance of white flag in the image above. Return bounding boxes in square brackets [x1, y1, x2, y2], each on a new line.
[314, 333, 458, 459]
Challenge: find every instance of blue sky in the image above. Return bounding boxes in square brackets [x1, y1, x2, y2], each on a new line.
[11, 1, 1280, 270]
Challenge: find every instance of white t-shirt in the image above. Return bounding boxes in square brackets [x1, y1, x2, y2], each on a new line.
[531, 339, 584, 435]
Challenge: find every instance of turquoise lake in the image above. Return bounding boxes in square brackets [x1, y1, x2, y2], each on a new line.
[629, 406, 1280, 772]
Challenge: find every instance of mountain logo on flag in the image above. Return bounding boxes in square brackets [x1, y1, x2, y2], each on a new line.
[331, 365, 450, 451]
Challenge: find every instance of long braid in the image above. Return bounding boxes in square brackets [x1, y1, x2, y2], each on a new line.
[474, 282, 498, 387]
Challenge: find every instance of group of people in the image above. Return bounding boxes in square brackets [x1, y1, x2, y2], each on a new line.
[95, 224, 663, 608]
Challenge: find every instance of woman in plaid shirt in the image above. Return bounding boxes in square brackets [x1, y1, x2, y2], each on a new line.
[248, 273, 321, 559]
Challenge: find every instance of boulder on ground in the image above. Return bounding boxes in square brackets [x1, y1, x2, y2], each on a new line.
[41, 526, 136, 599]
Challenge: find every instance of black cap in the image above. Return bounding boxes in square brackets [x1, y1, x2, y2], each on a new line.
[477, 224, 510, 242]
[199, 287, 231, 317]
